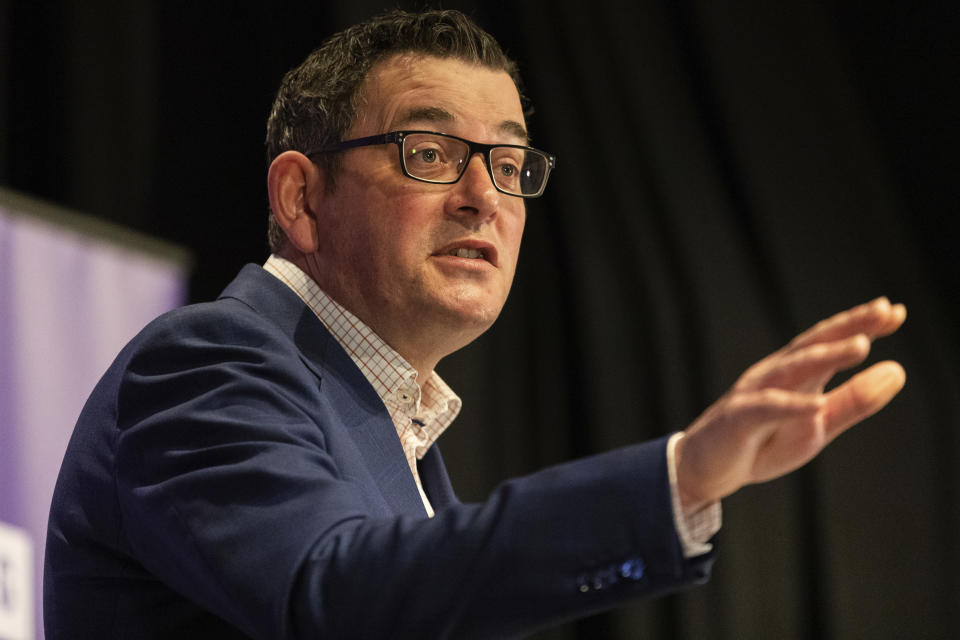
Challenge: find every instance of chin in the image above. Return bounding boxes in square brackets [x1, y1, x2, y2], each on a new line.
[437, 292, 505, 334]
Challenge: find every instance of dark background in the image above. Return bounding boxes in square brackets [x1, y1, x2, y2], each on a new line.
[2, 1, 958, 638]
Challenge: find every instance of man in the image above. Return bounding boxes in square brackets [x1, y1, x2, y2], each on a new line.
[44, 9, 906, 639]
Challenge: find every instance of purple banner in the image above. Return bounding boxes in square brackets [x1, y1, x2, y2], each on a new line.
[0, 190, 189, 639]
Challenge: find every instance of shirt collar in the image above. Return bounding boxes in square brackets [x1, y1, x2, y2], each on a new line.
[263, 254, 461, 454]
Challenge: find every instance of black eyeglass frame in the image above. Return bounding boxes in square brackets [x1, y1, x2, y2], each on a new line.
[305, 130, 557, 198]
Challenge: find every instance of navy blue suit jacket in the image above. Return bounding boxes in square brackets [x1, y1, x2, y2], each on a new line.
[45, 265, 714, 639]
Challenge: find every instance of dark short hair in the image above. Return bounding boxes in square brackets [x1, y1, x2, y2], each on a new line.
[264, 9, 527, 252]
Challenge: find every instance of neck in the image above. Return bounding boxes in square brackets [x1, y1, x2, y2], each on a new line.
[278, 247, 466, 378]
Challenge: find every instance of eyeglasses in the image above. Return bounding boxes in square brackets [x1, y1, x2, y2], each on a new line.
[306, 130, 557, 198]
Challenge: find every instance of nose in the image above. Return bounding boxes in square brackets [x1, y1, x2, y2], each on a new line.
[445, 154, 500, 224]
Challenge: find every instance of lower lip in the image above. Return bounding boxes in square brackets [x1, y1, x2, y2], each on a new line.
[432, 254, 495, 272]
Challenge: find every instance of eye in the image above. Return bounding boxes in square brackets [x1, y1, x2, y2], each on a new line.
[494, 147, 524, 170]
[494, 152, 523, 183]
[410, 147, 439, 163]
[402, 134, 469, 181]
[406, 144, 449, 169]
[404, 138, 462, 180]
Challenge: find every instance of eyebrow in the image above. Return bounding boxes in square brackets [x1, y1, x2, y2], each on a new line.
[395, 106, 530, 145]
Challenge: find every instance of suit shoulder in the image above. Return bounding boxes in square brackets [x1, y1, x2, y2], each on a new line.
[138, 296, 288, 348]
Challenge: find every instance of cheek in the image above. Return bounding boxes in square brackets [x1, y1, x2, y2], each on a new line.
[389, 195, 447, 250]
[365, 210, 435, 276]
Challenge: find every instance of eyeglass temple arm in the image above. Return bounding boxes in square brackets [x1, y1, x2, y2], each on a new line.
[306, 132, 400, 156]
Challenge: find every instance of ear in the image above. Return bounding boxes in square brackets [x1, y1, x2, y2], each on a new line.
[267, 150, 323, 253]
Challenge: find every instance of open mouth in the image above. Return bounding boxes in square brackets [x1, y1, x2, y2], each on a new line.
[447, 247, 485, 259]
[435, 240, 498, 267]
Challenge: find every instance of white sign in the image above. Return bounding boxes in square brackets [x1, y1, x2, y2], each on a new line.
[0, 522, 33, 640]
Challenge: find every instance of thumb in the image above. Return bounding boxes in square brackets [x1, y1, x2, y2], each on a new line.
[822, 360, 905, 441]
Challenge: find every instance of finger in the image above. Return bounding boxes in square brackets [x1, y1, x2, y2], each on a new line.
[739, 334, 871, 393]
[876, 302, 907, 337]
[821, 360, 906, 441]
[729, 388, 824, 428]
[788, 298, 906, 351]
[690, 388, 824, 443]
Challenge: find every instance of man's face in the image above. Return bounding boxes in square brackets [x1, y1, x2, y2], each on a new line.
[306, 54, 528, 368]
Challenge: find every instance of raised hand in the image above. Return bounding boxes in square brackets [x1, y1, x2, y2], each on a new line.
[675, 297, 907, 514]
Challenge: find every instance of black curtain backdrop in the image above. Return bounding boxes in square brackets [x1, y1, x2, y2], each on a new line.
[3, 1, 957, 638]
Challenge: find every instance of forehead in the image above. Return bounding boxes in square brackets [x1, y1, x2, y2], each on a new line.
[353, 54, 527, 143]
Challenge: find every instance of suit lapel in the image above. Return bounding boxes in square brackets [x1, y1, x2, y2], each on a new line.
[418, 445, 458, 512]
[218, 264, 427, 517]
[318, 360, 427, 517]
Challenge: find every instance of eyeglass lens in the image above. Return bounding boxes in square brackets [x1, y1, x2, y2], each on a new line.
[402, 133, 548, 196]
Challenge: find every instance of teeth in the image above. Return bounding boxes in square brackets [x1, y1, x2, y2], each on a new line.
[449, 247, 484, 259]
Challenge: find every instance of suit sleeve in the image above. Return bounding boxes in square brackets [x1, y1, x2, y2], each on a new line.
[113, 307, 714, 640]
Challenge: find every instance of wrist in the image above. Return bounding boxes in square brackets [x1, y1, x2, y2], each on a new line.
[673, 432, 708, 516]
